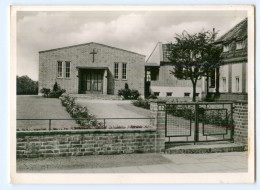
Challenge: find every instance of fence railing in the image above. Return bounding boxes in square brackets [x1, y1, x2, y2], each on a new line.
[17, 118, 155, 131]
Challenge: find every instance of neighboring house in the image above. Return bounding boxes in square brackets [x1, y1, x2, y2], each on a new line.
[39, 42, 145, 96]
[211, 18, 248, 101]
[145, 18, 247, 101]
[145, 42, 202, 99]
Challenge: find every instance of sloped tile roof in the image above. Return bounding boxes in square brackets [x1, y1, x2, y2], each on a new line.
[216, 18, 247, 43]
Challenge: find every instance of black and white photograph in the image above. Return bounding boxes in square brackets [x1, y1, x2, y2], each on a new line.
[10, 5, 255, 184]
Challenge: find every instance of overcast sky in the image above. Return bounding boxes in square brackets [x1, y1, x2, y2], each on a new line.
[17, 10, 247, 80]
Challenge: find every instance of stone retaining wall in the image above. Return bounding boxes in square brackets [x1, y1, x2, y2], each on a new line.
[17, 129, 156, 158]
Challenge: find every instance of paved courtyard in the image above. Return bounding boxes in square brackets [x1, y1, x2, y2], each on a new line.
[75, 98, 152, 128]
[17, 152, 248, 173]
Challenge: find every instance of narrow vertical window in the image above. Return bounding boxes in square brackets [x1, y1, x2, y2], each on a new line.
[57, 61, 63, 78]
[122, 63, 127, 80]
[236, 77, 240, 92]
[210, 69, 216, 88]
[222, 77, 227, 92]
[114, 63, 118, 79]
[65, 61, 70, 78]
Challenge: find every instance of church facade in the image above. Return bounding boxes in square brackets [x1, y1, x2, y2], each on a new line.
[39, 42, 145, 95]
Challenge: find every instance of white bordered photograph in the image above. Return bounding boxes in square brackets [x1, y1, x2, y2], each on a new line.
[10, 5, 255, 184]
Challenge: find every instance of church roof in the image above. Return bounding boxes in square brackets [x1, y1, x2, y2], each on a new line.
[215, 18, 247, 43]
[39, 42, 145, 57]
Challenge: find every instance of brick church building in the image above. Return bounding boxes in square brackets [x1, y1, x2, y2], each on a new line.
[39, 42, 145, 95]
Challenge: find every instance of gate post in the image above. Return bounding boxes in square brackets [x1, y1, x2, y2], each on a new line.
[194, 104, 199, 144]
[150, 100, 166, 153]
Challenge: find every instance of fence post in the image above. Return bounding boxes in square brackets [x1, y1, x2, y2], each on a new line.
[150, 100, 166, 153]
[194, 104, 199, 144]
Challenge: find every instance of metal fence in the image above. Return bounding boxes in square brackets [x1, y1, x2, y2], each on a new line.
[16, 117, 155, 131]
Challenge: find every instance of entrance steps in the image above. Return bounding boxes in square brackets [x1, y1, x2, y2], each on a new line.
[69, 94, 122, 100]
[164, 142, 246, 154]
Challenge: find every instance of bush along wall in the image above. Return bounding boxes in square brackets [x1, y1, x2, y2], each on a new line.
[132, 98, 150, 110]
[118, 83, 141, 100]
[60, 95, 103, 129]
[40, 82, 66, 98]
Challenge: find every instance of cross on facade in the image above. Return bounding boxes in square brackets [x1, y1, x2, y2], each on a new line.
[90, 49, 98, 63]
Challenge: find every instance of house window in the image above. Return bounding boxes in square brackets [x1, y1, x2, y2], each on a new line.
[223, 44, 229, 52]
[114, 63, 119, 79]
[57, 61, 63, 78]
[65, 61, 70, 78]
[122, 63, 127, 80]
[236, 41, 244, 50]
[151, 69, 158, 81]
[222, 77, 227, 92]
[236, 76, 240, 92]
[154, 92, 160, 96]
[184, 92, 190, 97]
[166, 92, 172, 97]
[146, 70, 151, 82]
[195, 93, 200, 97]
[209, 69, 216, 88]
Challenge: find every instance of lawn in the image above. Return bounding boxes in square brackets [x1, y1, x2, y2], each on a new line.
[17, 95, 76, 130]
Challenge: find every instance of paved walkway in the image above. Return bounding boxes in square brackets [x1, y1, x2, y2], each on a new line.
[17, 95, 75, 130]
[75, 99, 152, 128]
[17, 152, 248, 173]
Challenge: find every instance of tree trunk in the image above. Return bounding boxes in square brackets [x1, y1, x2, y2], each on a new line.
[192, 80, 197, 102]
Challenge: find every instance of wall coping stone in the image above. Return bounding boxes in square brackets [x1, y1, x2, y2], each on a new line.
[233, 100, 248, 104]
[17, 128, 157, 136]
[150, 100, 167, 103]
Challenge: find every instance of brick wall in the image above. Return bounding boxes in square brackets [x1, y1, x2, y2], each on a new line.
[16, 129, 156, 158]
[233, 101, 248, 146]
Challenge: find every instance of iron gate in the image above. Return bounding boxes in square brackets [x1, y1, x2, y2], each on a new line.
[165, 102, 234, 144]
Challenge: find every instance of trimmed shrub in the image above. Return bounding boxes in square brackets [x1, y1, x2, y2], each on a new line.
[132, 98, 150, 110]
[40, 82, 66, 98]
[40, 88, 51, 97]
[147, 94, 158, 99]
[118, 83, 141, 100]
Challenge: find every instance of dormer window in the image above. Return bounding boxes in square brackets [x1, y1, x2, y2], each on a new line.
[236, 41, 244, 50]
[223, 44, 230, 52]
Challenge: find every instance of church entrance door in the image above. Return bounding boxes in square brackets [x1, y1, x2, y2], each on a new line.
[80, 69, 103, 94]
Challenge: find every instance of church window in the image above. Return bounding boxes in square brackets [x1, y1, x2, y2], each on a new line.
[65, 61, 70, 78]
[184, 92, 190, 97]
[122, 63, 127, 80]
[57, 61, 63, 78]
[114, 63, 118, 79]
